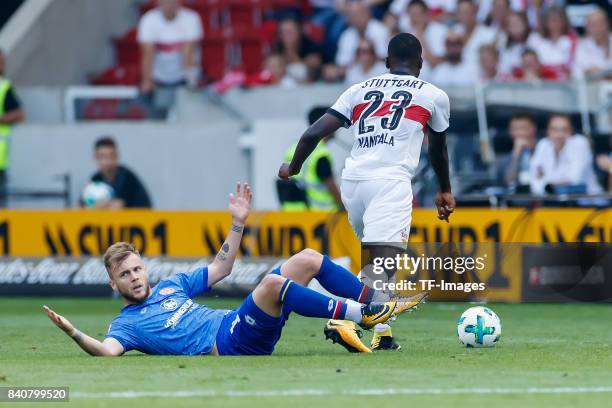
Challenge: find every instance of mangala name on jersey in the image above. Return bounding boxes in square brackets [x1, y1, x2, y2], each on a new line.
[357, 133, 395, 148]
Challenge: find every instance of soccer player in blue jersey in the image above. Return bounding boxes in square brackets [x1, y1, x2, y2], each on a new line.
[43, 183, 425, 355]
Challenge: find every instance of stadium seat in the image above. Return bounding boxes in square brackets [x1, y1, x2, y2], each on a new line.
[192, 0, 230, 35]
[259, 20, 278, 44]
[113, 28, 140, 66]
[228, 0, 267, 30]
[237, 36, 267, 74]
[269, 0, 299, 8]
[201, 36, 229, 81]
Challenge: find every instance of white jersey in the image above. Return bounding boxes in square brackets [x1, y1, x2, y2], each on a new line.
[329, 72, 450, 181]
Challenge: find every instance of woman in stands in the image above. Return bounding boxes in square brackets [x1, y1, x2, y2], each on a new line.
[274, 18, 323, 83]
[527, 6, 577, 79]
[497, 11, 531, 75]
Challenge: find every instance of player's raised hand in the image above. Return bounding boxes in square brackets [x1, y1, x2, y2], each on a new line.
[43, 305, 76, 336]
[278, 163, 292, 180]
[229, 182, 252, 225]
[435, 191, 455, 223]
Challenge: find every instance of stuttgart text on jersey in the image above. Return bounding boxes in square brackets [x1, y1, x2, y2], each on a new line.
[361, 78, 426, 90]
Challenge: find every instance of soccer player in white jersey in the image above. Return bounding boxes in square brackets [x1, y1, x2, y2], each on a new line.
[279, 33, 455, 351]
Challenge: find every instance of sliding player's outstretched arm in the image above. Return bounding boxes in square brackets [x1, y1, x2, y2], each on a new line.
[278, 113, 343, 179]
[427, 127, 455, 222]
[207, 182, 253, 287]
[43, 305, 124, 356]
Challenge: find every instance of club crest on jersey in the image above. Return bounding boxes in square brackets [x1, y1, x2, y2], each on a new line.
[357, 133, 394, 148]
[159, 287, 175, 296]
[161, 298, 178, 311]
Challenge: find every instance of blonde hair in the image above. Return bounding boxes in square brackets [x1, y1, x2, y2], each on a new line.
[103, 242, 139, 275]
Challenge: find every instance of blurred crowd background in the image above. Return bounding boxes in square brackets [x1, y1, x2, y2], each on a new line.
[0, 0, 611, 210]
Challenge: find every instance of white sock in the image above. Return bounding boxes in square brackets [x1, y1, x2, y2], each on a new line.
[375, 323, 391, 332]
[344, 299, 363, 324]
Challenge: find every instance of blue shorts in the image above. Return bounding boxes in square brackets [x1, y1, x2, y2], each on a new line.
[215, 293, 287, 355]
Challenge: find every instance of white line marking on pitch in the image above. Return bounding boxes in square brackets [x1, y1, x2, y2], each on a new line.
[72, 386, 612, 399]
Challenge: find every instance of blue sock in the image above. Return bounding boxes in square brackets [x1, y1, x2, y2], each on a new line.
[279, 278, 347, 319]
[316, 256, 375, 303]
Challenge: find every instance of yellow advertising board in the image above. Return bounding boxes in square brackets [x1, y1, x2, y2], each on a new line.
[1, 208, 608, 256]
[0, 209, 609, 302]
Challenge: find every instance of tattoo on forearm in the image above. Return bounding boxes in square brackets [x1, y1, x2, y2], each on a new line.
[216, 243, 230, 262]
[231, 224, 243, 233]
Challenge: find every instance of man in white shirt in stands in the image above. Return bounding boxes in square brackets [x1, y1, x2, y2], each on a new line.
[454, 0, 497, 67]
[138, 0, 203, 93]
[399, 0, 448, 68]
[430, 31, 479, 87]
[573, 9, 612, 79]
[325, 1, 389, 81]
[390, 0, 457, 17]
[530, 113, 602, 195]
[345, 39, 387, 85]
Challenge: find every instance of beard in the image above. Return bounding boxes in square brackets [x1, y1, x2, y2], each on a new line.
[118, 285, 151, 304]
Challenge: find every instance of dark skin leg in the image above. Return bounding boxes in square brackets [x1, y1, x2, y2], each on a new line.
[361, 244, 405, 295]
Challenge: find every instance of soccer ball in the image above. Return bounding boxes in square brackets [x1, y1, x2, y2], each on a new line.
[82, 181, 114, 207]
[457, 306, 502, 348]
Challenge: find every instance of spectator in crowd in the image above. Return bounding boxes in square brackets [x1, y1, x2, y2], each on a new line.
[479, 44, 501, 80]
[274, 18, 323, 83]
[383, 11, 402, 37]
[454, 0, 497, 67]
[138, 0, 203, 93]
[345, 38, 387, 84]
[0, 48, 25, 207]
[573, 8, 612, 80]
[564, 0, 612, 35]
[390, 0, 457, 18]
[595, 150, 612, 192]
[512, 48, 560, 80]
[483, 0, 510, 31]
[530, 114, 602, 195]
[498, 112, 537, 192]
[527, 6, 576, 79]
[497, 11, 531, 74]
[399, 0, 448, 68]
[430, 32, 478, 87]
[325, 1, 389, 82]
[89, 137, 152, 208]
[261, 54, 304, 87]
[309, 0, 348, 62]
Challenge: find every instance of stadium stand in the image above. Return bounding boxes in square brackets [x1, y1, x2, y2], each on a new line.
[2, 0, 612, 208]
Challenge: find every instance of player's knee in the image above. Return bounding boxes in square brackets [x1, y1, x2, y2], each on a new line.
[259, 274, 285, 297]
[295, 248, 323, 272]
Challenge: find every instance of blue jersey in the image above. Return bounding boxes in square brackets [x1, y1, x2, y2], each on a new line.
[105, 267, 228, 355]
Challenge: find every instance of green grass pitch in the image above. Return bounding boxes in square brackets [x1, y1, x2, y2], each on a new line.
[2, 297, 612, 408]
